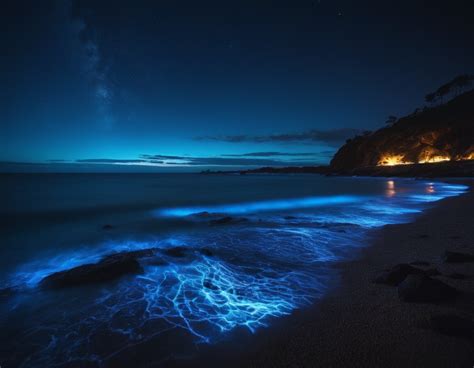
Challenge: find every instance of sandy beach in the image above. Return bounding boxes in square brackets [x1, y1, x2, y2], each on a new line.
[237, 179, 474, 368]
[169, 179, 474, 368]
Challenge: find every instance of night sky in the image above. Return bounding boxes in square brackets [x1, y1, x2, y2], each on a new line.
[2, 0, 474, 171]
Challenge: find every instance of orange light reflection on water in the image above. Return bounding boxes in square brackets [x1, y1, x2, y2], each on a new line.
[385, 180, 396, 197]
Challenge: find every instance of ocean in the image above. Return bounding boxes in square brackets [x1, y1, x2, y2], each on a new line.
[0, 173, 467, 367]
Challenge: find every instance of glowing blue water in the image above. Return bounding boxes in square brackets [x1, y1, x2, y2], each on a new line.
[155, 194, 363, 217]
[0, 175, 468, 367]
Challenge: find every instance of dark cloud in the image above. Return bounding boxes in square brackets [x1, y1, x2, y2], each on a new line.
[140, 154, 189, 161]
[221, 152, 320, 157]
[77, 155, 321, 167]
[180, 157, 299, 166]
[76, 159, 150, 164]
[195, 128, 362, 146]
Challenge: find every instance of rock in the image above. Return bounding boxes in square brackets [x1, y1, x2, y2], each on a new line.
[40, 253, 143, 289]
[146, 258, 168, 266]
[443, 250, 474, 263]
[429, 314, 474, 339]
[398, 274, 458, 303]
[210, 216, 234, 225]
[199, 248, 214, 256]
[120, 248, 157, 258]
[102, 224, 114, 230]
[373, 264, 426, 286]
[210, 216, 248, 225]
[163, 246, 190, 258]
[410, 260, 430, 266]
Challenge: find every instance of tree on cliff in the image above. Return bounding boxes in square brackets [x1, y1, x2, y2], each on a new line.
[425, 74, 474, 105]
[385, 115, 397, 125]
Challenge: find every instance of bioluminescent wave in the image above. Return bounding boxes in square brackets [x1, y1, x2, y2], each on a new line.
[0, 180, 468, 367]
[155, 195, 363, 217]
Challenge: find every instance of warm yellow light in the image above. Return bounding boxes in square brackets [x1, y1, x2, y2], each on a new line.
[418, 155, 450, 164]
[462, 152, 474, 160]
[377, 150, 472, 167]
[377, 155, 413, 166]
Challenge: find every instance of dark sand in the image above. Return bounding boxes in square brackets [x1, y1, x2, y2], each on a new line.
[173, 180, 474, 368]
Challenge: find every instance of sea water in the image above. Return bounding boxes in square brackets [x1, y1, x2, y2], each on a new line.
[0, 173, 467, 366]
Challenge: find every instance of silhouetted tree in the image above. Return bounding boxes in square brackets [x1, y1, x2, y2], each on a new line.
[425, 74, 474, 105]
[385, 115, 397, 125]
[425, 92, 437, 105]
[450, 74, 474, 96]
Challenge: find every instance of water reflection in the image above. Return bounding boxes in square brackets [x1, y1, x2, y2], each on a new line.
[426, 182, 435, 194]
[385, 180, 396, 197]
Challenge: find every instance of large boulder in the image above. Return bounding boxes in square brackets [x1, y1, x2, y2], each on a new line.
[162, 246, 190, 258]
[398, 274, 458, 303]
[40, 248, 158, 289]
[373, 264, 426, 286]
[209, 216, 248, 225]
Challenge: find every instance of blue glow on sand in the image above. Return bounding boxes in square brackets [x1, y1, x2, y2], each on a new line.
[155, 195, 363, 217]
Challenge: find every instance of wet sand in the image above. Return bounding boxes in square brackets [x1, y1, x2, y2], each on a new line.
[173, 179, 474, 368]
[240, 179, 474, 368]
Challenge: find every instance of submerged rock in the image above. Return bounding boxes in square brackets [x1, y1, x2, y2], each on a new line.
[199, 247, 214, 257]
[40, 248, 158, 289]
[209, 216, 248, 225]
[429, 314, 474, 339]
[41, 256, 140, 289]
[443, 250, 474, 263]
[398, 274, 458, 303]
[373, 264, 426, 286]
[162, 246, 190, 258]
[210, 216, 234, 225]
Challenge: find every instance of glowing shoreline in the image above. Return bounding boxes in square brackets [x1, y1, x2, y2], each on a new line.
[155, 195, 364, 217]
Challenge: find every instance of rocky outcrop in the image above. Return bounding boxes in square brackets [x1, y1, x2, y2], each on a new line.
[397, 274, 458, 303]
[330, 90, 474, 173]
[40, 248, 158, 289]
[39, 246, 215, 289]
[373, 264, 427, 286]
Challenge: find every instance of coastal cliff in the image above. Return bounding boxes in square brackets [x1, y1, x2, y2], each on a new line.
[330, 90, 474, 173]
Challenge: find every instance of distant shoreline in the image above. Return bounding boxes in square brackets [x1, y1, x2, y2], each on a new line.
[201, 159, 474, 178]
